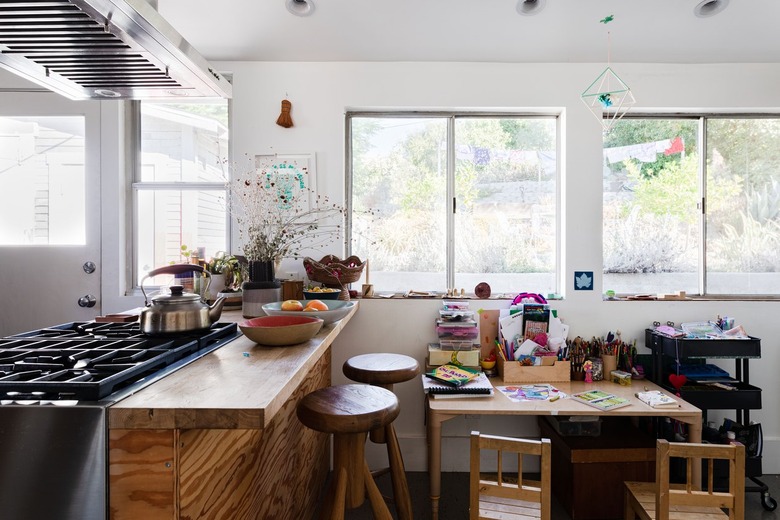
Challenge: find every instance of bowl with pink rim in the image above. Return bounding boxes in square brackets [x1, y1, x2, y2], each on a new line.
[239, 315, 324, 346]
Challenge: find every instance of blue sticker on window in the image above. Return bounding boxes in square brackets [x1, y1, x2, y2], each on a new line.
[574, 271, 593, 291]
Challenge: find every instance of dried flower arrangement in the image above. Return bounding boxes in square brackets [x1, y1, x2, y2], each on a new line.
[228, 155, 345, 264]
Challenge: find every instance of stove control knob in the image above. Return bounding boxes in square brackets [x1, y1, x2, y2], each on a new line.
[78, 294, 97, 308]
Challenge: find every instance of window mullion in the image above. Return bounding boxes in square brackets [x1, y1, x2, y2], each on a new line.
[446, 116, 455, 290]
[699, 117, 707, 295]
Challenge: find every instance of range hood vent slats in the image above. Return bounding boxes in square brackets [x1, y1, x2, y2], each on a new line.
[50, 64, 158, 71]
[0, 0, 231, 99]
[63, 72, 173, 79]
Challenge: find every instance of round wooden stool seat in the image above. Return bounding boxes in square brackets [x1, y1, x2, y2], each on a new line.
[297, 384, 399, 434]
[342, 354, 419, 520]
[343, 353, 420, 388]
[297, 384, 401, 519]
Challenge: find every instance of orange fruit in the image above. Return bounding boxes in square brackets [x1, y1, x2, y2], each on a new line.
[303, 299, 328, 311]
[280, 299, 304, 311]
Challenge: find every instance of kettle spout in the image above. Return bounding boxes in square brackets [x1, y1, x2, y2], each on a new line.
[208, 296, 227, 323]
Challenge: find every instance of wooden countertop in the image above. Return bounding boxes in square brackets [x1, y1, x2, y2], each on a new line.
[107, 304, 357, 431]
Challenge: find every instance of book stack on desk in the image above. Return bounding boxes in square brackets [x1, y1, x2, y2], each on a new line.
[422, 364, 493, 398]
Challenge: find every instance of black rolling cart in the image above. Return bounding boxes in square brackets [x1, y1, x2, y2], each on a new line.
[645, 329, 777, 511]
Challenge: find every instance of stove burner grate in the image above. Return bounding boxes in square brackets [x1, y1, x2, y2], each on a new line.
[0, 321, 237, 401]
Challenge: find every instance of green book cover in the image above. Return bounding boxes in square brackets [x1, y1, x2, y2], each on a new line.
[425, 364, 480, 387]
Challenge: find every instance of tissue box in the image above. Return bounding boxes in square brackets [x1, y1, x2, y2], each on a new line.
[428, 343, 480, 367]
[610, 370, 632, 386]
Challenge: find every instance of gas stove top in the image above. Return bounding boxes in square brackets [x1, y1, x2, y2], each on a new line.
[0, 321, 238, 402]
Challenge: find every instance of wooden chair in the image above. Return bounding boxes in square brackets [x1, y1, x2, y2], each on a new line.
[623, 439, 745, 520]
[469, 431, 551, 520]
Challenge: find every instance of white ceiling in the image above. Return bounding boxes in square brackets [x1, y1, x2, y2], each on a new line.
[157, 0, 780, 64]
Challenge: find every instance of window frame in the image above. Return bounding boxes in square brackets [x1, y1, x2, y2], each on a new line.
[346, 110, 562, 294]
[604, 113, 780, 299]
[128, 98, 232, 292]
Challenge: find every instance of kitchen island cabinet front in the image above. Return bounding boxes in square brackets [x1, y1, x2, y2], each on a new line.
[108, 306, 357, 519]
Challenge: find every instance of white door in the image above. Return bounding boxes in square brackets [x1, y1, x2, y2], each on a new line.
[0, 92, 102, 336]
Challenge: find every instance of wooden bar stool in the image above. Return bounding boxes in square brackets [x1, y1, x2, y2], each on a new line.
[343, 353, 420, 520]
[297, 384, 400, 520]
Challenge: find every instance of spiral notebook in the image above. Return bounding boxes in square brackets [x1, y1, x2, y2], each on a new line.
[422, 371, 494, 398]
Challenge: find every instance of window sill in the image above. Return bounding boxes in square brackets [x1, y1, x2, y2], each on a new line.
[605, 295, 780, 302]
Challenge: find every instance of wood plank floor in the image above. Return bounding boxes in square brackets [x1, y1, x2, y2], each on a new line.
[345, 472, 780, 520]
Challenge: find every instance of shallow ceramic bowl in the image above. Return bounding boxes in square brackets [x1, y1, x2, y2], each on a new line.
[262, 299, 356, 325]
[303, 289, 340, 300]
[239, 315, 324, 346]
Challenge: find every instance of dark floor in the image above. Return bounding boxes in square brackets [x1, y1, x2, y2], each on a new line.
[345, 471, 780, 519]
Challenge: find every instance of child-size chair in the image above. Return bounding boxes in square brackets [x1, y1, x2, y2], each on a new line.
[469, 431, 551, 520]
[623, 439, 745, 520]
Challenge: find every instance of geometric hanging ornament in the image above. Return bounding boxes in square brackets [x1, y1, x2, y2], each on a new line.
[581, 66, 636, 134]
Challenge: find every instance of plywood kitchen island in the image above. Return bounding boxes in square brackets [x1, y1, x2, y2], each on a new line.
[107, 305, 357, 520]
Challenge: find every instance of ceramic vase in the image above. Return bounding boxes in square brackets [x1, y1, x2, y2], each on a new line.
[243, 260, 281, 317]
[206, 273, 226, 301]
[248, 260, 275, 282]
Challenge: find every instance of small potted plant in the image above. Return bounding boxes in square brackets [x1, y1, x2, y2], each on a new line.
[205, 252, 243, 305]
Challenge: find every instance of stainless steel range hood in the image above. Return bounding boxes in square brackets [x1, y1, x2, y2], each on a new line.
[0, 0, 232, 100]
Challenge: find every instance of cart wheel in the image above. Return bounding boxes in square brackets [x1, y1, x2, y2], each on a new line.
[761, 493, 777, 511]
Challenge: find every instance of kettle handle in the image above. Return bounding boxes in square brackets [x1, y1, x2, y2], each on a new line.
[147, 264, 206, 278]
[140, 264, 211, 304]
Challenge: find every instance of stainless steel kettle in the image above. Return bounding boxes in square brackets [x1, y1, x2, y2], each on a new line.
[139, 264, 227, 335]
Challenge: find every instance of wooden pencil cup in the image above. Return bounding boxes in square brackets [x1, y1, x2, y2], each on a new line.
[601, 354, 617, 376]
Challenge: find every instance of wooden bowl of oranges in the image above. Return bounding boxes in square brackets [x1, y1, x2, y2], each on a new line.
[262, 299, 356, 325]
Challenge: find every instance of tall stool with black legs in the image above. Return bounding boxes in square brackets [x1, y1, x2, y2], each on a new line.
[343, 353, 420, 520]
[297, 384, 400, 520]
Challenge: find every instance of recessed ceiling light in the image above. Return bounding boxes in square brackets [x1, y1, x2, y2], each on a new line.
[165, 89, 190, 97]
[517, 0, 546, 16]
[94, 89, 121, 98]
[694, 0, 729, 18]
[286, 0, 314, 17]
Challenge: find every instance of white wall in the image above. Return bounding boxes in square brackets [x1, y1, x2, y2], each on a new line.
[212, 61, 780, 473]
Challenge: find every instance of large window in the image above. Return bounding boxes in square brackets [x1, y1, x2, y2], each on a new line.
[349, 113, 559, 295]
[603, 117, 780, 296]
[133, 100, 229, 285]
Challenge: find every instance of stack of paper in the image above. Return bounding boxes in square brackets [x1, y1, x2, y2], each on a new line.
[635, 390, 679, 408]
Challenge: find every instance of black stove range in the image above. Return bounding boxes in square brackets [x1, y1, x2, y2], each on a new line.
[0, 319, 240, 520]
[0, 320, 239, 402]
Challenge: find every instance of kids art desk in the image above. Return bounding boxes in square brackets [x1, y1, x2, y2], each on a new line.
[425, 378, 702, 520]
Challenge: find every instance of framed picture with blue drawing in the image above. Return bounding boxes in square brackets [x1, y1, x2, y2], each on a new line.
[254, 152, 317, 217]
